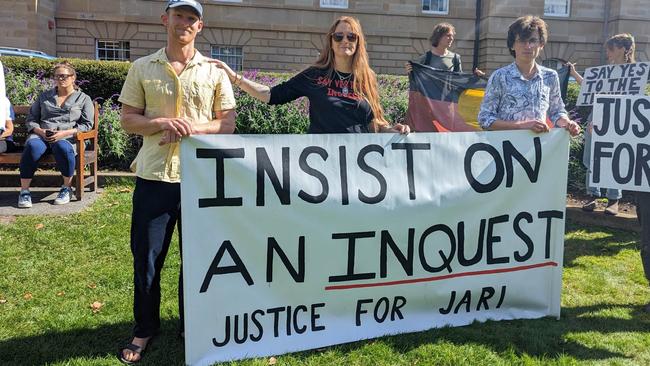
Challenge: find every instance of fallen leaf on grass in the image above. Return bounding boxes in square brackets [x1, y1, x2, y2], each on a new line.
[0, 216, 16, 225]
[119, 188, 132, 193]
[268, 357, 277, 365]
[23, 293, 33, 300]
[87, 283, 97, 289]
[91, 301, 103, 313]
[56, 291, 65, 297]
[35, 223, 44, 230]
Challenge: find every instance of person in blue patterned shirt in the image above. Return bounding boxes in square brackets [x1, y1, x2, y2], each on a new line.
[478, 15, 580, 137]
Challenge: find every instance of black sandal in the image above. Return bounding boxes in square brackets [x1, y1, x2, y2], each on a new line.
[117, 338, 151, 365]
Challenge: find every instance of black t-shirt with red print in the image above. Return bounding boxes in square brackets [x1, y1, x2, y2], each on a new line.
[269, 67, 374, 134]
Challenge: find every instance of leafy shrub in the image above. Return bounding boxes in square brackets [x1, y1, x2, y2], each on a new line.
[96, 97, 142, 170]
[234, 71, 309, 134]
[378, 74, 409, 124]
[3, 66, 52, 105]
[1, 56, 130, 100]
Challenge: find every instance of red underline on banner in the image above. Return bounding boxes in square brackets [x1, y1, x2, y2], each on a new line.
[324, 261, 558, 291]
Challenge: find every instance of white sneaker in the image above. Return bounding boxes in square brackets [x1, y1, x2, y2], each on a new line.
[53, 186, 72, 205]
[18, 190, 32, 208]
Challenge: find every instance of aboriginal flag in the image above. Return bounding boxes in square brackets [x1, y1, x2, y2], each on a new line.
[406, 62, 571, 132]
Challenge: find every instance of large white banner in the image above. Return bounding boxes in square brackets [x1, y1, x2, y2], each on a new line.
[589, 94, 650, 192]
[181, 130, 570, 365]
[576, 62, 650, 106]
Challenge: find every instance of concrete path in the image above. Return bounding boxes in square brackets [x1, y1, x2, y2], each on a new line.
[0, 187, 100, 216]
[566, 203, 640, 233]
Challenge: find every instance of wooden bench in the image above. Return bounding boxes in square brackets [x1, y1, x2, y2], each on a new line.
[0, 102, 100, 200]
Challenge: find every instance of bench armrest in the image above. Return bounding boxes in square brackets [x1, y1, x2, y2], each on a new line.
[76, 130, 97, 141]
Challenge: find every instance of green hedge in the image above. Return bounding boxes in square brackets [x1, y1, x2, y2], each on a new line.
[1, 56, 129, 101]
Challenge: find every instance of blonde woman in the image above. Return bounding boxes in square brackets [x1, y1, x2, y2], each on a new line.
[211, 16, 409, 134]
[568, 33, 637, 215]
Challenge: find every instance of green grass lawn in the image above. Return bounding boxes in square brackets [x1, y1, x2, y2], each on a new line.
[1, 185, 649, 365]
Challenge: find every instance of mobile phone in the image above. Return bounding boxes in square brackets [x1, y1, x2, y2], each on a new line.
[45, 130, 55, 137]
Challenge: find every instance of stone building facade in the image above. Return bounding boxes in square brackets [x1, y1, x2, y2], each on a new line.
[1, 0, 648, 75]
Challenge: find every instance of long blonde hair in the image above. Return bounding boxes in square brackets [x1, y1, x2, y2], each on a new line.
[605, 33, 636, 63]
[313, 16, 388, 131]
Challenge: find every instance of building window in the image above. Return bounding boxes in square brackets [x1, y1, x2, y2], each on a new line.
[542, 58, 566, 70]
[544, 0, 570, 17]
[211, 46, 243, 71]
[96, 40, 130, 61]
[422, 0, 449, 14]
[320, 0, 348, 9]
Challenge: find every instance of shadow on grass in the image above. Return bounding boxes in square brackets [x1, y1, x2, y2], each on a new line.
[315, 302, 650, 363]
[0, 320, 185, 365]
[2, 303, 650, 365]
[563, 221, 639, 268]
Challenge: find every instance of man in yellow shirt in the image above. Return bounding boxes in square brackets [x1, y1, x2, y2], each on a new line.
[117, 0, 236, 363]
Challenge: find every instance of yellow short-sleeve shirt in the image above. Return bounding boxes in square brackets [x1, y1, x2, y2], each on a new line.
[119, 48, 236, 183]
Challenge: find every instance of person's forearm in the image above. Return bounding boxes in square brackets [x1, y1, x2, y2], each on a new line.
[193, 114, 236, 134]
[235, 75, 271, 103]
[570, 70, 584, 84]
[31, 126, 46, 137]
[121, 113, 165, 136]
[212, 60, 272, 103]
[486, 120, 526, 131]
[2, 122, 12, 137]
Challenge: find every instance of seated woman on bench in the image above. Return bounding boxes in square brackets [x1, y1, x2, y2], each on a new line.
[18, 61, 94, 208]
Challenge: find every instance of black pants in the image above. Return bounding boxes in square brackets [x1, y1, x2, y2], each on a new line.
[637, 192, 650, 284]
[130, 177, 184, 338]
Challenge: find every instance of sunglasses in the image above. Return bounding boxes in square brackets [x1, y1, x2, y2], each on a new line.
[54, 74, 73, 81]
[332, 32, 358, 43]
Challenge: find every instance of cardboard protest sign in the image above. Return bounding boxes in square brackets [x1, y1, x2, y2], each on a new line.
[576, 62, 650, 106]
[589, 94, 650, 192]
[181, 131, 570, 365]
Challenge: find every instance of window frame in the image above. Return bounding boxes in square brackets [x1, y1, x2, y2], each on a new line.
[210, 45, 244, 72]
[320, 0, 348, 9]
[541, 58, 567, 71]
[95, 39, 130, 61]
[544, 0, 571, 17]
[421, 0, 449, 15]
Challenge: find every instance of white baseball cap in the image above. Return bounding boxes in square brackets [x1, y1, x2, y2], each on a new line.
[166, 0, 203, 18]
